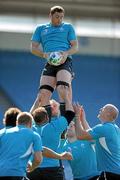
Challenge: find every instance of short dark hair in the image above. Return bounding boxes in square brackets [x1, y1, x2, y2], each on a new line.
[32, 107, 48, 125]
[50, 6, 65, 15]
[17, 112, 33, 125]
[3, 107, 21, 127]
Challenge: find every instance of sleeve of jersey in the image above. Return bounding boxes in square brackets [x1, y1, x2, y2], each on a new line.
[57, 139, 66, 153]
[88, 124, 107, 140]
[68, 24, 77, 41]
[31, 26, 42, 43]
[33, 131, 43, 152]
[55, 116, 68, 133]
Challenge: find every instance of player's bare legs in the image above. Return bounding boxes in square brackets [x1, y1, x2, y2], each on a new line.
[30, 75, 56, 114]
[56, 69, 72, 115]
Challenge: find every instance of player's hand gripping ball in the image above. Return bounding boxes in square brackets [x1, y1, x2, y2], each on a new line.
[48, 52, 63, 66]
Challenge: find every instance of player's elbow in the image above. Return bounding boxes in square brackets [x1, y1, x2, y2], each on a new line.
[30, 42, 39, 55]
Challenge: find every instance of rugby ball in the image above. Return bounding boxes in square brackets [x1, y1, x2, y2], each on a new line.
[48, 52, 63, 66]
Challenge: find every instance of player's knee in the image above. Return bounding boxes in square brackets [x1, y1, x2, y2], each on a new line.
[39, 85, 54, 94]
[56, 81, 69, 88]
[56, 81, 70, 95]
[38, 85, 54, 104]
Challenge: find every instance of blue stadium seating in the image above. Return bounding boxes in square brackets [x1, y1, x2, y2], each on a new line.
[0, 50, 120, 127]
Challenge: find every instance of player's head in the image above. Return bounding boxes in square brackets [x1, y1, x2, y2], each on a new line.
[16, 112, 33, 128]
[66, 121, 76, 139]
[32, 107, 49, 125]
[3, 107, 21, 127]
[97, 104, 119, 122]
[49, 6, 65, 26]
[50, 99, 60, 117]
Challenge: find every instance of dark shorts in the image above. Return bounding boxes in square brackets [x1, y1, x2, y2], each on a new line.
[98, 171, 120, 180]
[42, 57, 74, 77]
[74, 175, 99, 180]
[0, 177, 29, 180]
[88, 175, 99, 180]
[27, 166, 65, 180]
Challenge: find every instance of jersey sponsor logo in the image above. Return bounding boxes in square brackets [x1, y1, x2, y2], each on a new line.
[42, 28, 48, 35]
[59, 27, 64, 32]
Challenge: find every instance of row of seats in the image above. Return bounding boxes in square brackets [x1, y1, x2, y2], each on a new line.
[0, 50, 120, 127]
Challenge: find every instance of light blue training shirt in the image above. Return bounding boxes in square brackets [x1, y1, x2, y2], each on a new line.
[34, 116, 68, 168]
[0, 125, 42, 176]
[89, 122, 120, 174]
[60, 139, 99, 180]
[31, 22, 77, 53]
